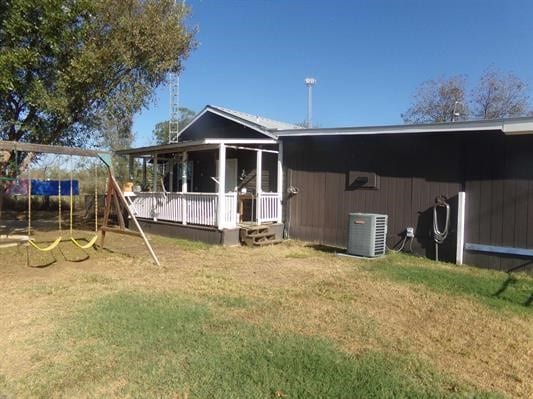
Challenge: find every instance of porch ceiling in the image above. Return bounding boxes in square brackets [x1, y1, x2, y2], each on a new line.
[116, 139, 278, 157]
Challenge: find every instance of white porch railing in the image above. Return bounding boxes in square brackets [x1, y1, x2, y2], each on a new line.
[224, 192, 238, 227]
[129, 192, 237, 229]
[257, 192, 280, 223]
[185, 193, 218, 226]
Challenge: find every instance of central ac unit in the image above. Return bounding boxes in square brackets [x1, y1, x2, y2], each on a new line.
[347, 213, 388, 257]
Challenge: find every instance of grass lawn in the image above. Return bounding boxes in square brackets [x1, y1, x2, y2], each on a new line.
[0, 232, 531, 398]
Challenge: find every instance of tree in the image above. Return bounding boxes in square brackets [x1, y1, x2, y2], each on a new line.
[402, 75, 468, 123]
[403, 69, 532, 123]
[97, 106, 135, 181]
[0, 0, 194, 166]
[0, 0, 194, 216]
[152, 107, 196, 144]
[471, 67, 530, 119]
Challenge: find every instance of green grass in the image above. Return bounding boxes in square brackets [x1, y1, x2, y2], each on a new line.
[14, 292, 497, 399]
[367, 254, 533, 315]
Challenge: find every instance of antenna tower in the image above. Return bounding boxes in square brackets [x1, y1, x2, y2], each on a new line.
[169, 72, 180, 143]
[168, 0, 185, 143]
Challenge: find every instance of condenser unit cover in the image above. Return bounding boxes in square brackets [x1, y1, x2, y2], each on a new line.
[347, 213, 388, 257]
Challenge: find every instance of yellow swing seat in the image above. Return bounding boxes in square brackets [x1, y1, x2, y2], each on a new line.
[70, 235, 98, 249]
[28, 236, 62, 252]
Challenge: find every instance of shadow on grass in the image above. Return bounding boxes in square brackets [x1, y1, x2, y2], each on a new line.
[57, 243, 91, 263]
[491, 273, 533, 308]
[25, 246, 57, 268]
[504, 259, 533, 274]
[491, 275, 518, 298]
[305, 243, 345, 254]
[366, 254, 533, 314]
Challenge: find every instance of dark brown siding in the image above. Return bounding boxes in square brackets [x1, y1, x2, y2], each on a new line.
[463, 134, 533, 272]
[283, 132, 533, 272]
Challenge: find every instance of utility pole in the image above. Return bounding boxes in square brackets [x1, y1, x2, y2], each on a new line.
[305, 77, 316, 128]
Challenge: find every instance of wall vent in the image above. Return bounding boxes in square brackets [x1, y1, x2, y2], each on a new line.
[347, 213, 388, 257]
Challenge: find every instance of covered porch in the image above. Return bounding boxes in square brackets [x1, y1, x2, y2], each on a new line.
[119, 138, 283, 238]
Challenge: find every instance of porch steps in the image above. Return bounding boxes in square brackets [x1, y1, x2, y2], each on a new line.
[240, 225, 282, 247]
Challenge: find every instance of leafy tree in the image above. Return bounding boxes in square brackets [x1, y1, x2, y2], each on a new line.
[402, 76, 468, 123]
[0, 0, 194, 163]
[471, 67, 530, 119]
[152, 107, 196, 144]
[0, 0, 194, 215]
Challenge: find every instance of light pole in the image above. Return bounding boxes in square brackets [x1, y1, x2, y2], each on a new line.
[452, 101, 463, 122]
[305, 78, 316, 128]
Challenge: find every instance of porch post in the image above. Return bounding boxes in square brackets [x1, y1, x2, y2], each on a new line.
[277, 141, 283, 223]
[181, 152, 188, 193]
[181, 152, 188, 225]
[169, 157, 174, 192]
[128, 155, 134, 181]
[217, 144, 226, 229]
[142, 158, 147, 189]
[152, 154, 158, 192]
[256, 149, 262, 225]
[152, 154, 158, 221]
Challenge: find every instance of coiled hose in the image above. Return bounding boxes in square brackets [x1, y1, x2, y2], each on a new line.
[433, 196, 450, 261]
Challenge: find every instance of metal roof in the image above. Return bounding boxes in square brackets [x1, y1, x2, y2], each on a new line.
[275, 117, 533, 137]
[177, 105, 301, 140]
[209, 105, 302, 131]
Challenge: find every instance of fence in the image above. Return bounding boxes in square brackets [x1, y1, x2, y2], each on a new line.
[257, 192, 280, 223]
[129, 192, 237, 228]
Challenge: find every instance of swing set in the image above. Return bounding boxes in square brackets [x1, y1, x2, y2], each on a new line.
[25, 156, 98, 251]
[0, 141, 160, 265]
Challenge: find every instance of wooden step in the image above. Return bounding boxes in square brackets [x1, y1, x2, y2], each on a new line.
[243, 231, 275, 239]
[241, 225, 270, 233]
[240, 227, 270, 241]
[252, 239, 283, 246]
[244, 236, 275, 245]
[240, 225, 282, 246]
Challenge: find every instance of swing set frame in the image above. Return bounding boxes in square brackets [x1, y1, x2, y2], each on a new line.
[0, 140, 160, 266]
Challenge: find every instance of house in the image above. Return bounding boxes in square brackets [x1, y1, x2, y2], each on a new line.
[118, 105, 296, 245]
[118, 106, 533, 273]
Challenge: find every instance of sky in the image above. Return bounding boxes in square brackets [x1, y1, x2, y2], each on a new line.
[132, 0, 533, 145]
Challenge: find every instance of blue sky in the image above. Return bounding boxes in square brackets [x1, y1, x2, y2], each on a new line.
[133, 0, 533, 145]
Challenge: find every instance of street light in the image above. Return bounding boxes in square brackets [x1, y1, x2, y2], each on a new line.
[452, 101, 464, 122]
[305, 78, 316, 128]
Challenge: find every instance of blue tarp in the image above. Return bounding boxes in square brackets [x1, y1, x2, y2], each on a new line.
[30, 180, 79, 196]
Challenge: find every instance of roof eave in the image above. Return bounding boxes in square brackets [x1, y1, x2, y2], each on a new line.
[115, 138, 278, 156]
[276, 117, 533, 137]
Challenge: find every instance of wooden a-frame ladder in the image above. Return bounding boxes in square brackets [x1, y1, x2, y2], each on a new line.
[100, 170, 160, 266]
